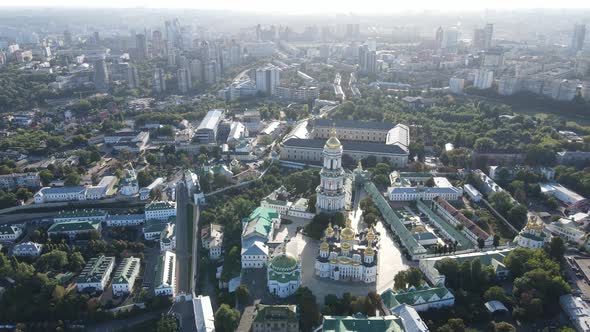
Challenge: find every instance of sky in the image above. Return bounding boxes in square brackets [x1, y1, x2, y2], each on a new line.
[1, 0, 590, 13]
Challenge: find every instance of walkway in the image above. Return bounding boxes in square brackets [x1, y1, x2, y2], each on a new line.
[481, 199, 519, 235]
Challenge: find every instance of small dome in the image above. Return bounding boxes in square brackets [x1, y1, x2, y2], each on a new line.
[269, 253, 298, 272]
[366, 227, 376, 241]
[324, 127, 341, 149]
[325, 223, 334, 236]
[341, 242, 351, 251]
[364, 247, 374, 256]
[320, 242, 329, 251]
[341, 226, 355, 241]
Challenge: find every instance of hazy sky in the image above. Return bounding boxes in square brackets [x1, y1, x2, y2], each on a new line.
[2, 0, 590, 13]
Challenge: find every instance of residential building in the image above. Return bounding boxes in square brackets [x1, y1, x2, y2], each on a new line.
[474, 69, 494, 90]
[54, 209, 108, 223]
[178, 68, 192, 93]
[153, 68, 166, 93]
[381, 285, 455, 312]
[154, 250, 176, 296]
[390, 304, 429, 332]
[106, 214, 145, 227]
[267, 250, 301, 298]
[195, 109, 224, 144]
[76, 255, 116, 292]
[571, 24, 587, 53]
[449, 77, 465, 93]
[0, 172, 40, 190]
[540, 183, 586, 207]
[160, 223, 176, 251]
[193, 295, 215, 332]
[48, 220, 102, 239]
[86, 176, 118, 199]
[255, 64, 280, 96]
[560, 294, 590, 332]
[388, 187, 463, 202]
[34, 186, 87, 204]
[431, 197, 494, 247]
[111, 257, 141, 296]
[94, 59, 109, 91]
[139, 177, 164, 200]
[202, 224, 224, 260]
[276, 86, 320, 102]
[143, 219, 174, 241]
[241, 207, 281, 269]
[320, 315, 407, 331]
[127, 64, 140, 89]
[145, 201, 177, 221]
[0, 224, 23, 242]
[419, 249, 512, 286]
[316, 130, 347, 212]
[12, 241, 43, 256]
[252, 304, 299, 332]
[546, 218, 586, 244]
[463, 184, 483, 202]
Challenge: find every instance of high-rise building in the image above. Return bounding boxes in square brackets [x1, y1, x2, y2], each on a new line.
[435, 27, 444, 49]
[483, 24, 494, 50]
[135, 34, 148, 60]
[177, 68, 192, 93]
[571, 24, 587, 53]
[473, 28, 485, 50]
[127, 64, 140, 89]
[474, 69, 494, 90]
[441, 27, 459, 53]
[255, 64, 280, 96]
[153, 68, 166, 93]
[64, 30, 72, 45]
[152, 30, 163, 55]
[94, 59, 109, 91]
[190, 59, 203, 83]
[203, 60, 219, 85]
[228, 40, 242, 68]
[359, 45, 377, 74]
[93, 31, 100, 45]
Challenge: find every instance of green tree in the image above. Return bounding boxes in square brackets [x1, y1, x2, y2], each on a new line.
[36, 250, 69, 272]
[64, 171, 81, 186]
[494, 322, 516, 332]
[39, 169, 53, 186]
[484, 286, 510, 304]
[236, 284, 250, 306]
[214, 304, 240, 332]
[156, 314, 178, 332]
[548, 237, 565, 260]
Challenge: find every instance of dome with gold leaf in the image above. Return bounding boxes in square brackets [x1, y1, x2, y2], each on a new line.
[325, 223, 335, 236]
[366, 227, 376, 242]
[324, 127, 341, 149]
[340, 222, 355, 241]
[320, 240, 330, 251]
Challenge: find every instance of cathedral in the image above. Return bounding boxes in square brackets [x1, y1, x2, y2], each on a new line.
[314, 222, 378, 283]
[316, 127, 347, 212]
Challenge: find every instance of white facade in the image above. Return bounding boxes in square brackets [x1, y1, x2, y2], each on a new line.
[111, 257, 141, 296]
[12, 241, 43, 256]
[474, 69, 494, 89]
[388, 187, 463, 201]
[463, 184, 483, 202]
[154, 250, 176, 296]
[547, 219, 585, 244]
[515, 219, 548, 249]
[76, 256, 116, 292]
[255, 64, 280, 96]
[34, 186, 87, 204]
[316, 130, 346, 213]
[193, 295, 215, 332]
[0, 224, 23, 242]
[106, 214, 145, 227]
[145, 201, 177, 220]
[241, 241, 268, 269]
[449, 77, 465, 94]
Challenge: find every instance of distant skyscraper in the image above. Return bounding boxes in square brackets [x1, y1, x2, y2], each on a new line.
[571, 24, 586, 53]
[435, 27, 444, 49]
[442, 27, 459, 53]
[94, 59, 109, 91]
[473, 28, 485, 50]
[203, 60, 219, 85]
[93, 31, 100, 45]
[255, 64, 280, 96]
[190, 59, 203, 83]
[358, 45, 377, 74]
[152, 30, 163, 55]
[228, 40, 242, 68]
[63, 30, 72, 45]
[135, 34, 148, 60]
[127, 64, 140, 89]
[153, 68, 166, 93]
[177, 68, 192, 93]
[483, 24, 494, 50]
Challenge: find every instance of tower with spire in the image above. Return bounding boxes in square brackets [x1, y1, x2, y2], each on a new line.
[316, 127, 346, 212]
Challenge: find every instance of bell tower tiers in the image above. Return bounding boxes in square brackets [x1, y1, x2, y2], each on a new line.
[316, 127, 346, 212]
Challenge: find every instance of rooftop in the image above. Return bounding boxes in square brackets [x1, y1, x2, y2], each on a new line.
[196, 109, 224, 131]
[283, 138, 408, 155]
[315, 119, 395, 131]
[48, 220, 101, 233]
[76, 255, 115, 284]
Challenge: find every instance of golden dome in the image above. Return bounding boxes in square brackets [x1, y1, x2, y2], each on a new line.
[324, 127, 341, 149]
[320, 241, 329, 251]
[366, 227, 376, 241]
[341, 220, 355, 241]
[364, 247, 374, 256]
[341, 242, 351, 251]
[325, 223, 334, 236]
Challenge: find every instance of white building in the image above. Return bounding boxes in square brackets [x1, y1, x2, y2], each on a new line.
[145, 201, 176, 221]
[154, 250, 176, 296]
[449, 77, 465, 94]
[315, 224, 378, 284]
[540, 183, 586, 207]
[316, 129, 347, 212]
[76, 256, 116, 292]
[390, 304, 429, 332]
[106, 214, 145, 227]
[119, 166, 139, 196]
[255, 63, 280, 96]
[202, 224, 224, 260]
[54, 209, 108, 223]
[546, 218, 586, 244]
[464, 184, 483, 202]
[514, 217, 549, 249]
[0, 224, 24, 242]
[267, 250, 301, 298]
[193, 295, 215, 332]
[34, 186, 87, 204]
[0, 172, 40, 190]
[139, 177, 164, 201]
[241, 207, 280, 269]
[474, 69, 494, 89]
[111, 257, 141, 296]
[12, 241, 43, 256]
[560, 294, 590, 332]
[388, 187, 463, 202]
[160, 223, 176, 252]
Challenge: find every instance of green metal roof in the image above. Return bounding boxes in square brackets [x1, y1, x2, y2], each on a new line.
[55, 209, 107, 218]
[48, 220, 101, 233]
[269, 253, 298, 272]
[242, 207, 279, 238]
[321, 314, 406, 332]
[253, 304, 298, 323]
[416, 199, 473, 250]
[381, 285, 453, 308]
[145, 201, 175, 211]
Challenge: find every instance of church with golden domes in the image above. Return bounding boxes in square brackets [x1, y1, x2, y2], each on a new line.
[316, 127, 348, 213]
[314, 221, 379, 283]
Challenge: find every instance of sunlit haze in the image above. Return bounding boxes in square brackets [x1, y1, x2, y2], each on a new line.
[2, 0, 590, 13]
